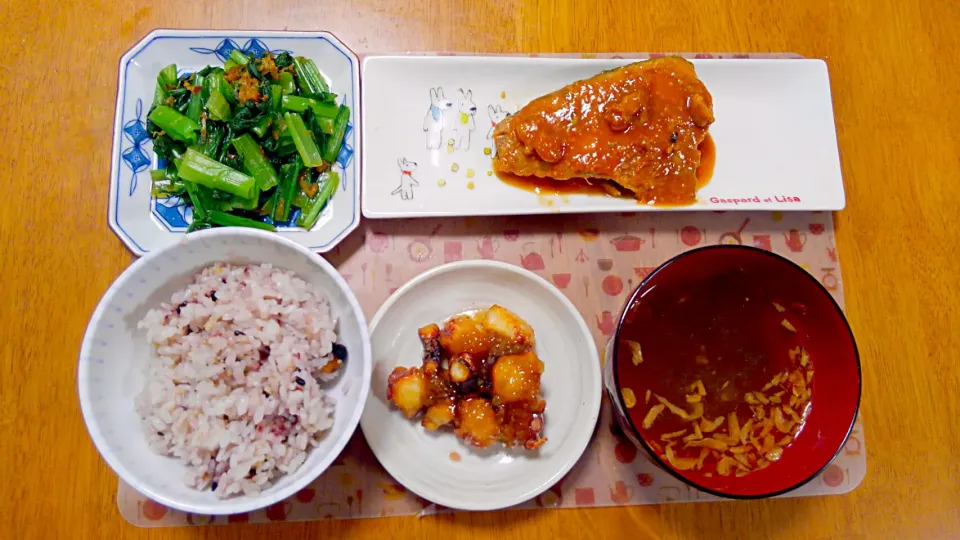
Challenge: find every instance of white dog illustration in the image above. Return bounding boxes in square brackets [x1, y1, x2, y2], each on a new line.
[486, 104, 510, 139]
[391, 158, 419, 200]
[450, 89, 477, 151]
[423, 87, 452, 150]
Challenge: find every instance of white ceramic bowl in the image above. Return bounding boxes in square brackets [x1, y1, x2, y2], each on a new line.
[77, 228, 371, 515]
[360, 261, 602, 510]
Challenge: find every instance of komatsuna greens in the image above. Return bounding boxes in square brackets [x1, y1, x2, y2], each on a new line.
[146, 51, 348, 232]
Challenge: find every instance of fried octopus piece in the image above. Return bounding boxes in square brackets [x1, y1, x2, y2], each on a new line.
[491, 351, 544, 404]
[455, 397, 501, 448]
[422, 398, 457, 431]
[387, 305, 548, 451]
[491, 352, 547, 449]
[439, 313, 492, 356]
[386, 367, 428, 418]
[492, 56, 715, 205]
[418, 323, 442, 365]
[499, 398, 547, 450]
[484, 305, 536, 355]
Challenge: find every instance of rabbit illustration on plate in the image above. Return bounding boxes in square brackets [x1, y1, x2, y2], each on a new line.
[451, 89, 477, 151]
[423, 87, 453, 150]
[486, 104, 510, 140]
[392, 158, 419, 200]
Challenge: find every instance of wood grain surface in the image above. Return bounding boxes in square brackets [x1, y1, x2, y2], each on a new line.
[2, 0, 959, 538]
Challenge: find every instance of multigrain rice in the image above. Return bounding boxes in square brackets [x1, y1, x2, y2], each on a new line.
[136, 263, 342, 498]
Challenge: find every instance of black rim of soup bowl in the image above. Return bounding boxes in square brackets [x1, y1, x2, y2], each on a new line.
[610, 244, 862, 500]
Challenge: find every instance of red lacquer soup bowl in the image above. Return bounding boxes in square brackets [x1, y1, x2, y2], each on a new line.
[604, 245, 860, 499]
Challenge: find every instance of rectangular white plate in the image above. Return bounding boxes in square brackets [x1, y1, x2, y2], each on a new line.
[361, 55, 844, 217]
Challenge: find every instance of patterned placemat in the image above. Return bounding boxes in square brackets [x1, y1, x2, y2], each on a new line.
[120, 209, 866, 526]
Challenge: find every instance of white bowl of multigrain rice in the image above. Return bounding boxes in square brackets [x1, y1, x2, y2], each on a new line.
[78, 228, 371, 515]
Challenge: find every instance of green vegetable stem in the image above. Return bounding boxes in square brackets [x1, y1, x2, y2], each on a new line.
[208, 210, 276, 231]
[272, 155, 303, 222]
[292, 57, 329, 98]
[229, 50, 251, 66]
[157, 63, 178, 90]
[148, 106, 200, 145]
[322, 105, 350, 164]
[296, 171, 339, 229]
[231, 134, 279, 190]
[283, 112, 324, 167]
[278, 72, 296, 95]
[206, 90, 232, 121]
[177, 148, 257, 199]
[182, 180, 210, 221]
[185, 74, 206, 122]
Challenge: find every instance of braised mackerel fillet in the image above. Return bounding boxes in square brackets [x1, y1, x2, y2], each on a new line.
[492, 56, 715, 205]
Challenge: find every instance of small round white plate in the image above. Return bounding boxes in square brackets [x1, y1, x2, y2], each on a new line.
[360, 260, 601, 511]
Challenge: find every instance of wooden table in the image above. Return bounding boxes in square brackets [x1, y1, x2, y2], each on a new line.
[3, 0, 959, 538]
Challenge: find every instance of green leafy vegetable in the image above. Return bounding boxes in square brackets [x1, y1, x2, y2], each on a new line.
[151, 172, 185, 198]
[292, 192, 311, 209]
[278, 72, 296, 95]
[273, 155, 303, 222]
[157, 64, 178, 90]
[281, 95, 314, 113]
[232, 134, 280, 191]
[229, 102, 268, 133]
[148, 106, 200, 144]
[146, 53, 342, 233]
[251, 116, 273, 139]
[183, 180, 210, 221]
[186, 219, 214, 232]
[229, 50, 251, 66]
[268, 85, 283, 114]
[283, 112, 324, 167]
[296, 171, 339, 229]
[198, 123, 225, 158]
[208, 210, 276, 231]
[292, 57, 329, 97]
[185, 74, 206, 122]
[206, 91, 232, 121]
[151, 135, 186, 161]
[208, 71, 237, 105]
[274, 52, 294, 69]
[152, 83, 168, 108]
[322, 105, 350, 163]
[246, 59, 263, 81]
[177, 148, 257, 199]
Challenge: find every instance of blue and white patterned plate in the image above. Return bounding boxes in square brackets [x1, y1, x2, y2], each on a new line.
[109, 30, 361, 255]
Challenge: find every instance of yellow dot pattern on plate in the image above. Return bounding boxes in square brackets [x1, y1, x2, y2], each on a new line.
[486, 170, 493, 176]
[438, 178, 446, 187]
[466, 181, 475, 190]
[501, 91, 506, 99]
[466, 169, 475, 178]
[446, 144, 454, 154]
[622, 388, 637, 409]
[451, 163, 459, 172]
[483, 147, 492, 156]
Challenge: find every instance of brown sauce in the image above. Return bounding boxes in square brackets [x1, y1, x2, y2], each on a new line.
[695, 134, 716, 190]
[496, 134, 715, 204]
